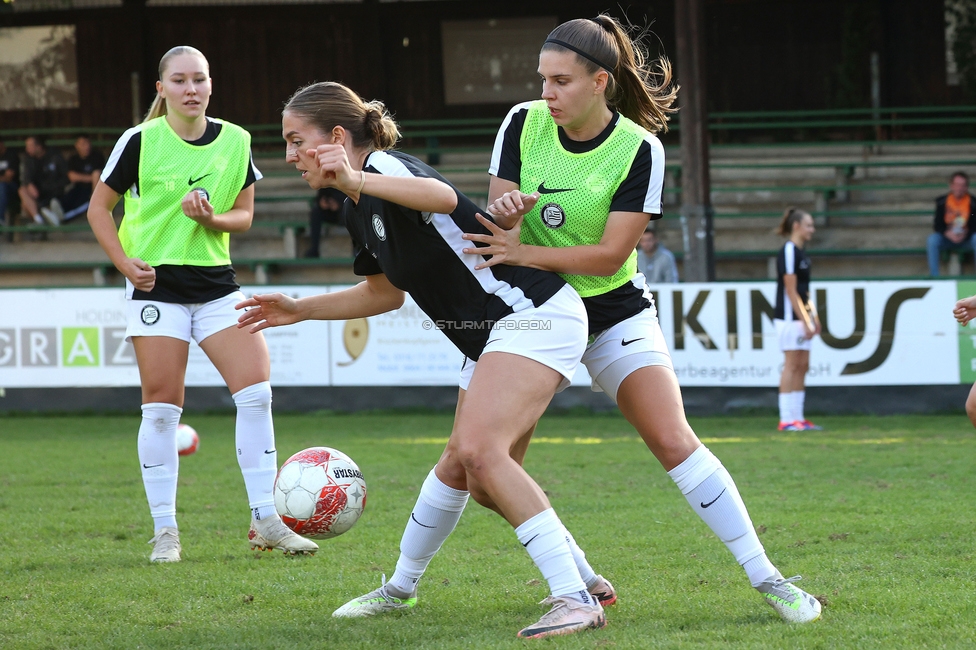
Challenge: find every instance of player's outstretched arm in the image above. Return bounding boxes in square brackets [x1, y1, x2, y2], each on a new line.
[954, 294, 976, 326]
[237, 273, 405, 333]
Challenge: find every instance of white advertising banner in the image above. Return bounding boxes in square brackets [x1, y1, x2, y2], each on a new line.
[0, 280, 962, 388]
[647, 279, 959, 386]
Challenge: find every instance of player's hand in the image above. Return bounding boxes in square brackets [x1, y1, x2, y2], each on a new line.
[486, 191, 539, 220]
[953, 295, 976, 326]
[947, 229, 966, 244]
[803, 322, 817, 339]
[181, 189, 216, 226]
[236, 293, 303, 333]
[120, 257, 155, 292]
[461, 213, 525, 270]
[307, 144, 359, 194]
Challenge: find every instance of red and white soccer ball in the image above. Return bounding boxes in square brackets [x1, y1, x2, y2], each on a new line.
[176, 423, 200, 456]
[274, 447, 367, 539]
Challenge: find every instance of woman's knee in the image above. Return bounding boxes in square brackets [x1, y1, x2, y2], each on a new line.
[453, 437, 502, 477]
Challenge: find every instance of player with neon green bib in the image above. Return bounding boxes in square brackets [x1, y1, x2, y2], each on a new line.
[88, 45, 317, 564]
[466, 14, 823, 629]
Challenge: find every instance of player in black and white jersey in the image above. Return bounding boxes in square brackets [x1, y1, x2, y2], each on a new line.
[235, 81, 606, 639]
[774, 208, 822, 431]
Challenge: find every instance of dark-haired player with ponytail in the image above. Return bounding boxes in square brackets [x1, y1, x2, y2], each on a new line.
[774, 208, 821, 431]
[466, 15, 822, 624]
[88, 46, 318, 563]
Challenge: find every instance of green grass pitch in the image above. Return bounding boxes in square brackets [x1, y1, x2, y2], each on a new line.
[1, 411, 974, 649]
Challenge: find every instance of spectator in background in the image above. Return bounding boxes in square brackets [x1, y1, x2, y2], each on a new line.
[61, 135, 105, 223]
[0, 138, 19, 227]
[304, 186, 345, 258]
[636, 225, 678, 283]
[928, 171, 976, 277]
[18, 135, 69, 226]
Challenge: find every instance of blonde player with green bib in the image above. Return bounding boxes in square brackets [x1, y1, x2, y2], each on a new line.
[88, 46, 317, 562]
[461, 15, 822, 624]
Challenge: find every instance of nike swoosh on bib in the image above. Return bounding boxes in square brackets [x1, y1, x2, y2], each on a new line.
[537, 182, 573, 194]
[188, 172, 213, 185]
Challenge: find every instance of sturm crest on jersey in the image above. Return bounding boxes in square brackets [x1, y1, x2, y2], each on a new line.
[141, 305, 160, 325]
[372, 214, 387, 241]
[540, 202, 566, 229]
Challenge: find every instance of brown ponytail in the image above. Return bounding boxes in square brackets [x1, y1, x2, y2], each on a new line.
[144, 45, 209, 123]
[776, 207, 809, 237]
[542, 14, 678, 134]
[284, 82, 401, 152]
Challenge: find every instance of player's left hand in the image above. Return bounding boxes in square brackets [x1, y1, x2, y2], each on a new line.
[181, 189, 215, 226]
[236, 293, 303, 333]
[953, 295, 976, 326]
[308, 144, 359, 194]
[462, 213, 525, 270]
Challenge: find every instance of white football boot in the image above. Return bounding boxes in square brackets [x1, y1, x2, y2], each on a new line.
[756, 574, 822, 623]
[248, 516, 318, 555]
[148, 527, 181, 563]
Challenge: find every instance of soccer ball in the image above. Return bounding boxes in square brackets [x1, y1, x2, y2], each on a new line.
[274, 447, 367, 539]
[176, 423, 199, 456]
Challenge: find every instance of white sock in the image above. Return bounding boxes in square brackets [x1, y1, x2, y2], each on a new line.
[138, 402, 182, 532]
[563, 525, 598, 589]
[233, 381, 278, 520]
[668, 446, 777, 587]
[515, 509, 591, 604]
[778, 392, 791, 424]
[792, 391, 805, 422]
[387, 468, 469, 596]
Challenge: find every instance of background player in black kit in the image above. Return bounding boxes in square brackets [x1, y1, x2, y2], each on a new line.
[236, 81, 607, 639]
[774, 208, 822, 431]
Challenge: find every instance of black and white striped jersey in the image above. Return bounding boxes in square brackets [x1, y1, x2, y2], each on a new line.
[775, 241, 812, 321]
[343, 150, 567, 360]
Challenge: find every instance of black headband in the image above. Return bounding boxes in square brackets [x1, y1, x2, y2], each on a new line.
[544, 38, 615, 73]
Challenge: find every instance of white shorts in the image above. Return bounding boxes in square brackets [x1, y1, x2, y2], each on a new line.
[457, 283, 587, 393]
[125, 287, 246, 344]
[774, 318, 812, 352]
[582, 308, 674, 403]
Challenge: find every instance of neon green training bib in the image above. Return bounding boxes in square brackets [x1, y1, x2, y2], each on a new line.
[119, 117, 251, 266]
[517, 100, 647, 297]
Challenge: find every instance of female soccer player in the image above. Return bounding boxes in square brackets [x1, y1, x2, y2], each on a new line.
[461, 15, 822, 624]
[953, 294, 976, 427]
[236, 81, 606, 639]
[87, 46, 317, 562]
[774, 208, 822, 431]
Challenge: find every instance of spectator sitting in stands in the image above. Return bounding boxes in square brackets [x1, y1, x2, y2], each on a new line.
[18, 135, 69, 226]
[61, 135, 105, 223]
[636, 225, 679, 283]
[928, 171, 976, 277]
[304, 186, 345, 258]
[0, 138, 19, 228]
